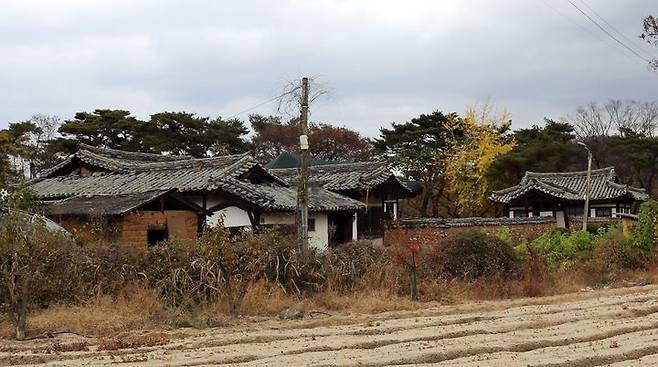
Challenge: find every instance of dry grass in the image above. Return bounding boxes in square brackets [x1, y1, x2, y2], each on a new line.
[2, 264, 658, 340]
[241, 281, 298, 316]
[0, 286, 176, 339]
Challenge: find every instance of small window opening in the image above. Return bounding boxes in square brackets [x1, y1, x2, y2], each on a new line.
[308, 218, 316, 232]
[147, 226, 168, 246]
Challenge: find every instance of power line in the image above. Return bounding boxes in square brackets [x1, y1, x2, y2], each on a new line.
[539, 0, 640, 65]
[566, 0, 651, 64]
[223, 90, 296, 120]
[576, 0, 653, 58]
[539, 0, 605, 41]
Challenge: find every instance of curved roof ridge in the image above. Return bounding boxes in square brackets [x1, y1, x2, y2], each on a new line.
[534, 179, 580, 195]
[491, 183, 524, 195]
[525, 167, 615, 178]
[79, 143, 193, 161]
[492, 166, 647, 204]
[269, 160, 387, 173]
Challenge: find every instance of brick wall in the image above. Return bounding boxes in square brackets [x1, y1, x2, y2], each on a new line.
[384, 217, 557, 248]
[53, 215, 120, 244]
[119, 210, 198, 247]
[50, 210, 198, 248]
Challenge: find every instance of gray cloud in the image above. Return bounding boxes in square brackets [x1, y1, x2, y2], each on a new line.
[0, 0, 656, 137]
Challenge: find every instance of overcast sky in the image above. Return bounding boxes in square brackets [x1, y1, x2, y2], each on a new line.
[0, 0, 656, 137]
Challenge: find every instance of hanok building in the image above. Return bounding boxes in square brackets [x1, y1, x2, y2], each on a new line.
[269, 158, 421, 239]
[489, 167, 649, 228]
[27, 145, 364, 249]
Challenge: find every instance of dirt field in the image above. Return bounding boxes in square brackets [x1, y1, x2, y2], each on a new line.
[3, 284, 658, 366]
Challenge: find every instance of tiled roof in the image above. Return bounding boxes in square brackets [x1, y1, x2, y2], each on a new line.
[396, 216, 557, 228]
[264, 151, 338, 169]
[44, 191, 172, 216]
[29, 146, 363, 213]
[39, 144, 246, 178]
[79, 144, 193, 163]
[270, 161, 419, 193]
[218, 179, 364, 212]
[490, 167, 649, 204]
[30, 154, 264, 198]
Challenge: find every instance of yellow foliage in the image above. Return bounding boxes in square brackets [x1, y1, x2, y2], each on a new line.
[444, 102, 516, 216]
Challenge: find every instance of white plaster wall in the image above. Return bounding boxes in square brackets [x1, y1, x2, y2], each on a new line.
[260, 212, 293, 225]
[205, 207, 331, 251]
[556, 210, 566, 228]
[261, 212, 329, 251]
[207, 206, 252, 227]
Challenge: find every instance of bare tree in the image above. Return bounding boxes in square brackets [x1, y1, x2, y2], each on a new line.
[28, 114, 61, 178]
[567, 100, 658, 138]
[30, 114, 60, 144]
[0, 190, 78, 340]
[637, 101, 658, 134]
[640, 15, 658, 70]
[569, 102, 613, 138]
[276, 77, 330, 119]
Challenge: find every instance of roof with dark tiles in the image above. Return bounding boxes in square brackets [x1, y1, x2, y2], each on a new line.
[489, 167, 649, 204]
[29, 145, 363, 214]
[270, 161, 420, 194]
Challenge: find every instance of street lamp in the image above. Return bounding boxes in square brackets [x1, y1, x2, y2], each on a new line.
[577, 142, 592, 231]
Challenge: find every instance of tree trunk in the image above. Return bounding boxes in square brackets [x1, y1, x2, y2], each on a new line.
[410, 252, 418, 301]
[15, 311, 26, 340]
[419, 188, 430, 217]
[226, 281, 248, 317]
[10, 277, 29, 340]
[228, 297, 240, 317]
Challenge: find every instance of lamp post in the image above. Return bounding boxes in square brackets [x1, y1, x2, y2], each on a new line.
[577, 142, 592, 231]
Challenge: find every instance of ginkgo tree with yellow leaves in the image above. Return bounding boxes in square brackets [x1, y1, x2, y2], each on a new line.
[443, 103, 516, 216]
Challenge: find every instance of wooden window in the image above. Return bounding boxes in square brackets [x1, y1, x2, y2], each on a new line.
[566, 206, 584, 217]
[308, 218, 316, 232]
[513, 210, 528, 218]
[595, 207, 612, 218]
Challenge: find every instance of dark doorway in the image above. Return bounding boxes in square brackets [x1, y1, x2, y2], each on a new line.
[328, 212, 354, 246]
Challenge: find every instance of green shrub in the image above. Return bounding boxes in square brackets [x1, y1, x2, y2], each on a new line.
[591, 228, 636, 276]
[629, 200, 658, 253]
[531, 230, 595, 267]
[495, 226, 511, 244]
[435, 231, 519, 280]
[529, 225, 631, 269]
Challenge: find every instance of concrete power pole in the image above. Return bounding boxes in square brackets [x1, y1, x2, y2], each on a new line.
[578, 142, 593, 231]
[297, 77, 310, 256]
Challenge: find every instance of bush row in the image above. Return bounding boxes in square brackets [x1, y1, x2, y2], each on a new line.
[2, 199, 657, 339]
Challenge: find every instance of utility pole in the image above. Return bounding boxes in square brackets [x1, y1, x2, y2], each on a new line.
[578, 142, 592, 231]
[297, 77, 310, 256]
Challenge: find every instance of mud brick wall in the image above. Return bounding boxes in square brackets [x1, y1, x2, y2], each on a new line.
[119, 210, 198, 247]
[385, 217, 557, 248]
[51, 215, 121, 244]
[49, 210, 198, 247]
